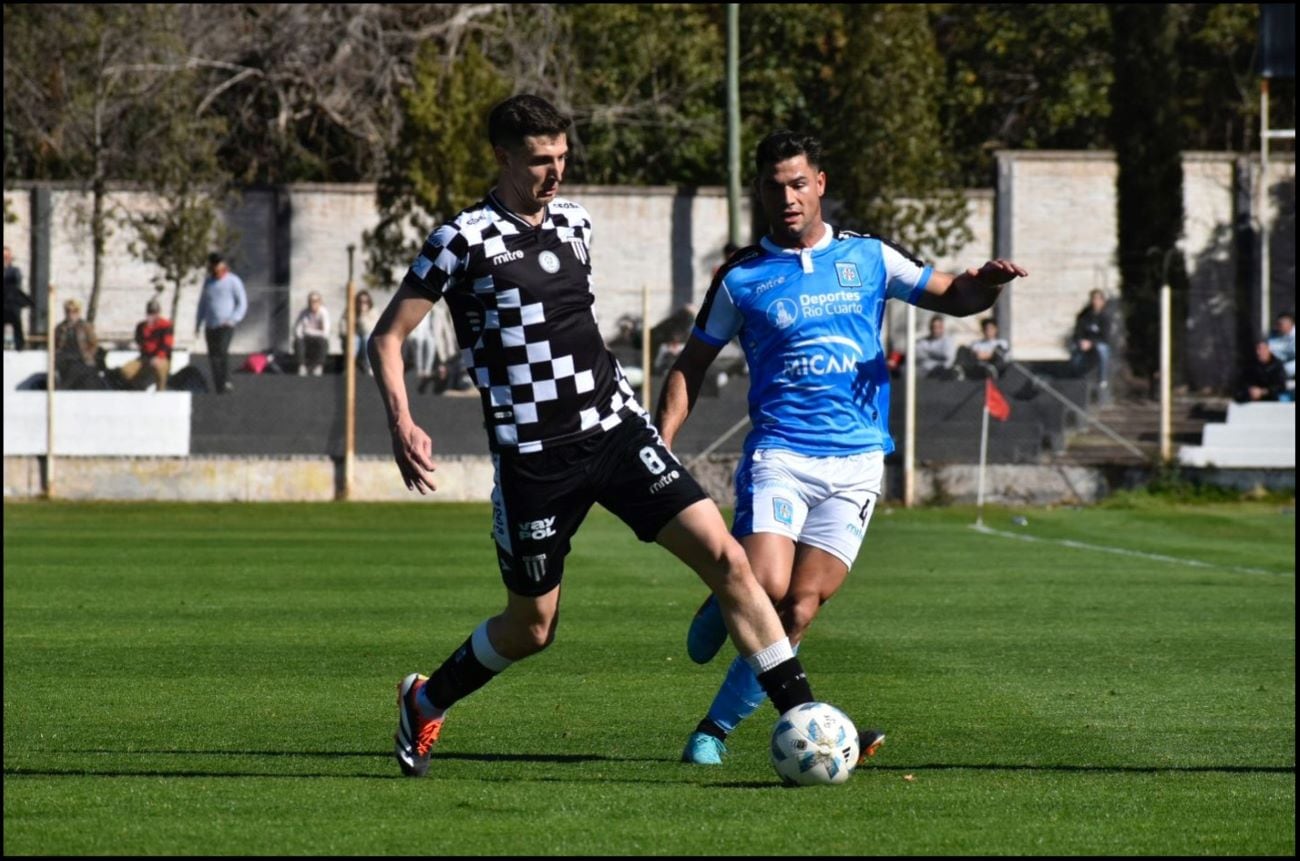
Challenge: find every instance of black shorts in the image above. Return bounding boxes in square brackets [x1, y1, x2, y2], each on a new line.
[490, 414, 710, 597]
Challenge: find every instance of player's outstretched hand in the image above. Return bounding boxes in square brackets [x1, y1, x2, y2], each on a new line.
[391, 420, 438, 494]
[969, 259, 1028, 285]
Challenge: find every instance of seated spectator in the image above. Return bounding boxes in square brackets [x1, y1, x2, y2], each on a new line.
[1234, 339, 1288, 403]
[959, 317, 1010, 379]
[340, 289, 377, 375]
[1267, 310, 1295, 395]
[53, 297, 101, 389]
[293, 291, 331, 376]
[117, 298, 174, 390]
[1069, 288, 1113, 389]
[916, 314, 959, 379]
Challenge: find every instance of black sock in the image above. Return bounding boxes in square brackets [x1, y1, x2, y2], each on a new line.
[423, 635, 500, 710]
[756, 657, 814, 715]
[695, 719, 728, 742]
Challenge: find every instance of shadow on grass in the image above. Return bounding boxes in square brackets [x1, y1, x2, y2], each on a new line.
[5, 752, 1292, 784]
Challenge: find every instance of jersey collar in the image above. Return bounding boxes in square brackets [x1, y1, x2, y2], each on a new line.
[487, 189, 551, 230]
[760, 223, 834, 273]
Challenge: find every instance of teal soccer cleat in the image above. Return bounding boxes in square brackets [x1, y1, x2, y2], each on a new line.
[681, 732, 727, 765]
[686, 593, 728, 664]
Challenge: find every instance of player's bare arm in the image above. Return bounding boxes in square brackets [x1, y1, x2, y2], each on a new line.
[655, 335, 724, 449]
[917, 258, 1028, 317]
[369, 282, 439, 494]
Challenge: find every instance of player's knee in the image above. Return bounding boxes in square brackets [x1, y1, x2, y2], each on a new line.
[714, 542, 756, 595]
[495, 614, 558, 657]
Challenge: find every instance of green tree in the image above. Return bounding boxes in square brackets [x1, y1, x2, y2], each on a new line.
[3, 5, 213, 323]
[931, 4, 1113, 187]
[124, 81, 235, 325]
[1110, 3, 1187, 381]
[364, 38, 510, 288]
[819, 4, 971, 258]
[560, 4, 725, 186]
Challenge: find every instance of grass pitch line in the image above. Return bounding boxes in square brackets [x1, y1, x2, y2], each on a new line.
[970, 522, 1290, 577]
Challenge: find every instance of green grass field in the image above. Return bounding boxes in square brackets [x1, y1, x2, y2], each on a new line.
[3, 499, 1294, 855]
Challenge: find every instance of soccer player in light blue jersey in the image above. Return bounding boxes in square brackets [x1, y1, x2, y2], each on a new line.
[655, 130, 1027, 766]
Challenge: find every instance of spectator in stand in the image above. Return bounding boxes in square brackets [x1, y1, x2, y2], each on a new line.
[959, 317, 1010, 379]
[4, 245, 33, 350]
[118, 298, 175, 390]
[341, 289, 378, 375]
[1234, 339, 1288, 404]
[293, 291, 331, 376]
[196, 252, 247, 394]
[1069, 288, 1113, 390]
[916, 314, 959, 379]
[429, 297, 474, 395]
[53, 297, 100, 389]
[1267, 311, 1294, 396]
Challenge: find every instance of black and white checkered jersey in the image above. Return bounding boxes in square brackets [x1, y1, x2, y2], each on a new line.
[401, 191, 641, 453]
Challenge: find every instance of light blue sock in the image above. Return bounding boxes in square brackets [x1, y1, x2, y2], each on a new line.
[705, 644, 799, 735]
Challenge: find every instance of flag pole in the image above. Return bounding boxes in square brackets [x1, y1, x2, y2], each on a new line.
[976, 402, 990, 527]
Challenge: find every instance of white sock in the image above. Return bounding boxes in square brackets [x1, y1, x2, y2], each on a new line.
[744, 637, 794, 676]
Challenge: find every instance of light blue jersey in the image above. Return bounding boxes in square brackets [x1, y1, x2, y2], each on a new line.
[693, 225, 931, 456]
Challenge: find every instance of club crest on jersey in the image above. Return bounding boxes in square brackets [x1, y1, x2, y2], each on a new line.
[766, 298, 800, 330]
[538, 251, 561, 273]
[835, 261, 862, 288]
[773, 497, 794, 526]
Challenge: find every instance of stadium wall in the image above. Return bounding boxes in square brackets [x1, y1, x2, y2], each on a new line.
[5, 152, 1292, 388]
[3, 454, 1113, 505]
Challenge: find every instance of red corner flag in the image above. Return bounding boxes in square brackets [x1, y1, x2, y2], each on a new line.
[985, 378, 1011, 421]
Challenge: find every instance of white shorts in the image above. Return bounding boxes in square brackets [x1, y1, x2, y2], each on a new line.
[732, 449, 884, 569]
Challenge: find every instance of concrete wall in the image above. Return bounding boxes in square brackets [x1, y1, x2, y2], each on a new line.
[3, 453, 1113, 506]
[995, 151, 1295, 380]
[3, 183, 749, 355]
[3, 391, 191, 456]
[6, 151, 1293, 382]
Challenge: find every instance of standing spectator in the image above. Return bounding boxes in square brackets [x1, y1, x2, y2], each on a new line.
[293, 291, 331, 376]
[53, 297, 100, 389]
[1069, 288, 1113, 389]
[4, 245, 33, 350]
[118, 298, 175, 390]
[340, 289, 378, 375]
[1235, 339, 1288, 403]
[1267, 311, 1295, 395]
[916, 314, 959, 379]
[429, 296, 472, 394]
[408, 307, 439, 394]
[960, 317, 1010, 379]
[196, 252, 247, 394]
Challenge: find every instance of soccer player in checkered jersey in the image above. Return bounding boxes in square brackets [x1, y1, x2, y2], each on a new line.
[656, 130, 1027, 766]
[369, 95, 830, 777]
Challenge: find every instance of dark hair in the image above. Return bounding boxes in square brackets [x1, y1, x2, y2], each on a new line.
[207, 252, 224, 267]
[755, 130, 822, 175]
[488, 95, 570, 149]
[146, 299, 161, 314]
[1277, 310, 1294, 322]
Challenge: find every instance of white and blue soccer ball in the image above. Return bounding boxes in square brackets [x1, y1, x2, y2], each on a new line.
[770, 702, 860, 786]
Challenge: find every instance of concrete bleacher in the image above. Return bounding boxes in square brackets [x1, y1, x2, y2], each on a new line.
[1177, 401, 1296, 468]
[4, 349, 193, 456]
[186, 358, 1088, 465]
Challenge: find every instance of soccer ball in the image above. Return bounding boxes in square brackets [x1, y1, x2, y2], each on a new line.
[770, 702, 860, 786]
